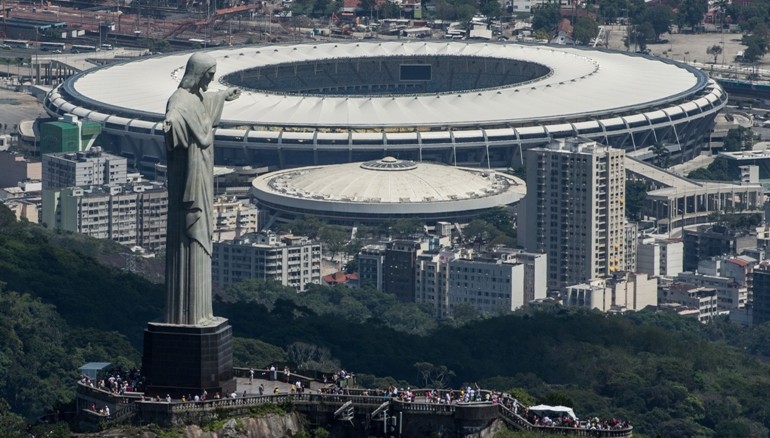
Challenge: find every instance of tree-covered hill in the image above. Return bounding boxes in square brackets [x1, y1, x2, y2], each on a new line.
[0, 216, 165, 347]
[2, 204, 770, 436]
[215, 295, 770, 437]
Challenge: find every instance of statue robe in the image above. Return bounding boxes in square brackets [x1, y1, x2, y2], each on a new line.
[163, 87, 229, 326]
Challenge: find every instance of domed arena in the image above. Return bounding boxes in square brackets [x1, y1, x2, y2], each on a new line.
[44, 41, 725, 172]
[250, 157, 526, 223]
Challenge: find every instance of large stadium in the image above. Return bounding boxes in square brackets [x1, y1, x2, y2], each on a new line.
[44, 40, 726, 172]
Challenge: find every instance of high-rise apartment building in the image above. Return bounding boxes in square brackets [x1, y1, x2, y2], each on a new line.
[41, 182, 168, 252]
[42, 147, 127, 190]
[753, 262, 770, 325]
[384, 240, 422, 302]
[520, 138, 626, 290]
[212, 231, 322, 291]
[359, 244, 387, 290]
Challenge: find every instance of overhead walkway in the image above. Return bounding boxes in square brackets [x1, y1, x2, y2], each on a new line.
[625, 156, 764, 234]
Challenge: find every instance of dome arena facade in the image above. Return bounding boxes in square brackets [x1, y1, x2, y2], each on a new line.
[45, 41, 726, 172]
[251, 157, 526, 223]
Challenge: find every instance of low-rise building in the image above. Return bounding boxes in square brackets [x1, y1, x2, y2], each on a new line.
[0, 151, 41, 188]
[212, 231, 322, 291]
[563, 272, 657, 312]
[676, 271, 748, 311]
[661, 282, 719, 323]
[212, 195, 261, 242]
[415, 247, 547, 319]
[683, 224, 757, 272]
[637, 236, 684, 278]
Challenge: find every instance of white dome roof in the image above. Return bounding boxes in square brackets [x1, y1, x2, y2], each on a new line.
[284, 158, 503, 203]
[251, 159, 526, 219]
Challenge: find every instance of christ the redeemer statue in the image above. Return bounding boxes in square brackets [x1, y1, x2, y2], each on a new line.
[163, 52, 240, 326]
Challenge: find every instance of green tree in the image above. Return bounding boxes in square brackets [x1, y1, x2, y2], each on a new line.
[414, 361, 435, 387]
[723, 126, 754, 151]
[715, 418, 769, 438]
[279, 215, 325, 238]
[676, 0, 708, 31]
[318, 225, 349, 262]
[390, 218, 424, 238]
[378, 1, 402, 18]
[635, 4, 674, 41]
[541, 391, 574, 407]
[651, 142, 670, 168]
[532, 2, 562, 33]
[463, 219, 497, 243]
[233, 337, 288, 368]
[287, 341, 340, 372]
[449, 303, 482, 325]
[688, 156, 738, 181]
[573, 17, 600, 45]
[627, 22, 655, 50]
[479, 0, 502, 20]
[414, 362, 456, 388]
[0, 400, 26, 438]
[478, 207, 516, 237]
[227, 279, 295, 310]
[599, 0, 629, 24]
[707, 44, 723, 63]
[0, 290, 79, 419]
[625, 181, 648, 221]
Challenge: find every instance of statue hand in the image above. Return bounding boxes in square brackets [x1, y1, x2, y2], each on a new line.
[225, 88, 241, 101]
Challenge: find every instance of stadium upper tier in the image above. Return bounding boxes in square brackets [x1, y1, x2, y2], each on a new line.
[45, 41, 726, 170]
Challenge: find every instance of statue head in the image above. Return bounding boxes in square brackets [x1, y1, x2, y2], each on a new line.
[180, 53, 217, 92]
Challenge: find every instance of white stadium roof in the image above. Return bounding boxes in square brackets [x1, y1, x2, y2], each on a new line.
[67, 41, 702, 129]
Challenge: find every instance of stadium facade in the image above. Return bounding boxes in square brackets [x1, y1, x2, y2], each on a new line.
[44, 41, 726, 172]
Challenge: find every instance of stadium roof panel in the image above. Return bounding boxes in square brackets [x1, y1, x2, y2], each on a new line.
[68, 41, 703, 129]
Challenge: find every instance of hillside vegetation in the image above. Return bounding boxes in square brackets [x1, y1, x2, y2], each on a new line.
[1, 204, 770, 437]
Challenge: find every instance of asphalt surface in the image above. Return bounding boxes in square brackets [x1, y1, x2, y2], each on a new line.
[0, 86, 45, 132]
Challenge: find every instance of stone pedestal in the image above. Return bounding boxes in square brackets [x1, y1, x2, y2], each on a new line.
[142, 317, 235, 398]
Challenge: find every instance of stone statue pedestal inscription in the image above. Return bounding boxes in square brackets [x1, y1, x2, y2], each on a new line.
[142, 317, 235, 397]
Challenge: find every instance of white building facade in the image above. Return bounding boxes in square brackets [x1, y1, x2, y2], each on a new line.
[637, 237, 684, 278]
[521, 139, 626, 290]
[42, 147, 127, 190]
[563, 272, 657, 312]
[415, 248, 547, 318]
[41, 182, 168, 252]
[212, 231, 322, 291]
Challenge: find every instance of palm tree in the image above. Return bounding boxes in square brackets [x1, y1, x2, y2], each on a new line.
[651, 142, 670, 168]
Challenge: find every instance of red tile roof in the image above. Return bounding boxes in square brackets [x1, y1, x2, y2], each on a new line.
[322, 271, 359, 285]
[727, 258, 749, 267]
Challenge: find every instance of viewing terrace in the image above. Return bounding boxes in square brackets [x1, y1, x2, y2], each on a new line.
[75, 368, 633, 436]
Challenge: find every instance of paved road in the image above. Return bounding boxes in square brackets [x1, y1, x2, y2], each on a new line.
[0, 86, 45, 132]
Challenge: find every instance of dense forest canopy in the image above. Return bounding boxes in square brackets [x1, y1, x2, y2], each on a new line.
[1, 204, 770, 436]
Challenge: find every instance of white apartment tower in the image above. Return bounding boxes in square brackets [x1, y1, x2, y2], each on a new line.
[212, 231, 322, 291]
[521, 139, 626, 290]
[42, 147, 127, 190]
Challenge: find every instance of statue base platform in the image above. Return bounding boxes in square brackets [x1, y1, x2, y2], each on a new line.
[142, 317, 235, 398]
